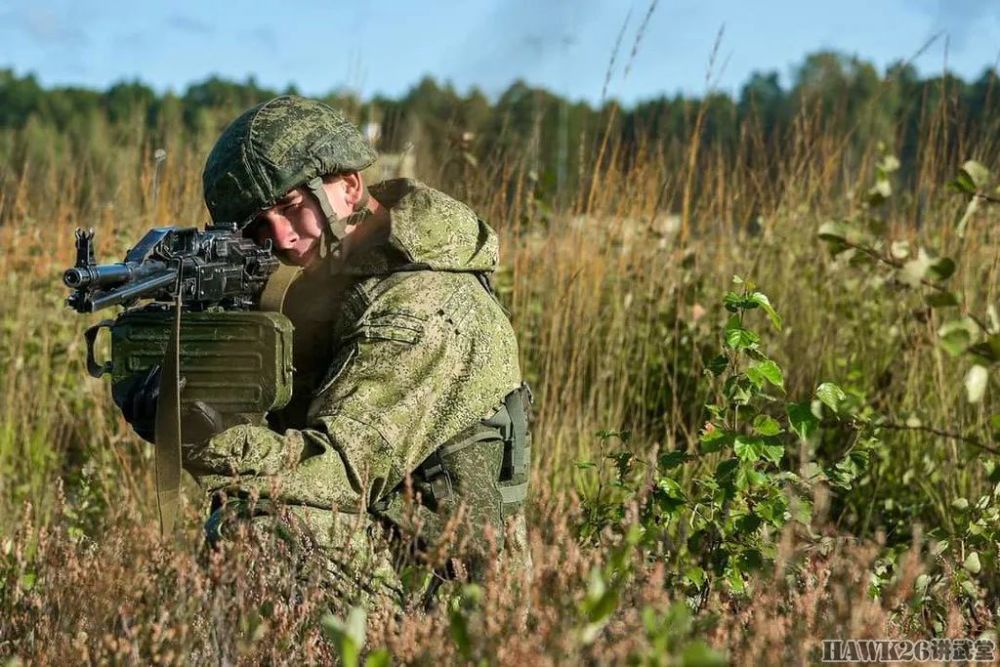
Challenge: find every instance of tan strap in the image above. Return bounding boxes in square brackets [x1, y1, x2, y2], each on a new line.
[259, 262, 301, 313]
[154, 291, 183, 536]
[306, 177, 345, 261]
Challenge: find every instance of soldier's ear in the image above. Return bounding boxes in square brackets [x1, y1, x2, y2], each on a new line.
[341, 171, 364, 207]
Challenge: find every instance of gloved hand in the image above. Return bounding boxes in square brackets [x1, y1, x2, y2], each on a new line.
[116, 365, 162, 443]
[115, 365, 224, 445]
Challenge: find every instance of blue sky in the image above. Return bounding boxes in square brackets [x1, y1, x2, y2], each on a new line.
[2, 0, 999, 104]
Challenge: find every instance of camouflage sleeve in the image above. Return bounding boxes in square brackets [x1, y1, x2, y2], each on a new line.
[192, 270, 521, 512]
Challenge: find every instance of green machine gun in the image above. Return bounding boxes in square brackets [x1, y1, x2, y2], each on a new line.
[64, 225, 296, 533]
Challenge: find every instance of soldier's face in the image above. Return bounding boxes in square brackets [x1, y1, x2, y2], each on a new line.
[250, 175, 363, 267]
[251, 187, 327, 266]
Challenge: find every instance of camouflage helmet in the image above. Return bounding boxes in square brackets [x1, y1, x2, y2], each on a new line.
[202, 95, 377, 227]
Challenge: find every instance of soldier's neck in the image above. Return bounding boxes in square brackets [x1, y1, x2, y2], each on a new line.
[340, 196, 391, 261]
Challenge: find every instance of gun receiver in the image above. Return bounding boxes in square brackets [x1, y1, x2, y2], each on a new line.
[64, 225, 279, 313]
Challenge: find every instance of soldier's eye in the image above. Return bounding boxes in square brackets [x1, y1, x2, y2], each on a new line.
[244, 219, 265, 239]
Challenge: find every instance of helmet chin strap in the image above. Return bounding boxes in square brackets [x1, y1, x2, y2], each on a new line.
[305, 176, 371, 260]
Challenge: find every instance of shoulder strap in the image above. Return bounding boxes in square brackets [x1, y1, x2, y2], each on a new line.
[259, 262, 302, 312]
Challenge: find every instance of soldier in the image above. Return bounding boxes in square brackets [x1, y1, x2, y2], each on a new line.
[120, 96, 531, 609]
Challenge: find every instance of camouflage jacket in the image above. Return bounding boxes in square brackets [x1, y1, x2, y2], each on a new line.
[186, 179, 523, 514]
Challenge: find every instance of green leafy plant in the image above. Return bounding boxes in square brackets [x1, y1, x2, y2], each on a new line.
[667, 277, 810, 601]
[818, 156, 999, 406]
[577, 278, 872, 608]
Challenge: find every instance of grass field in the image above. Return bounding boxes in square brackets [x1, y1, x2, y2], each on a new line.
[0, 82, 999, 664]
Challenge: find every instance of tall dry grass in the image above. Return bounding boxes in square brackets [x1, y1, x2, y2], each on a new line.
[0, 78, 997, 662]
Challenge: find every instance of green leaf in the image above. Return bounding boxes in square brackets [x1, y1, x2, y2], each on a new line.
[715, 458, 739, 486]
[723, 291, 754, 312]
[735, 513, 762, 533]
[756, 496, 788, 525]
[965, 365, 989, 404]
[968, 335, 1000, 364]
[827, 447, 871, 489]
[746, 359, 784, 391]
[365, 650, 392, 667]
[787, 401, 820, 440]
[752, 414, 783, 436]
[596, 429, 631, 442]
[725, 317, 760, 350]
[866, 178, 892, 206]
[925, 291, 960, 308]
[950, 160, 991, 197]
[961, 160, 991, 190]
[818, 221, 850, 243]
[748, 291, 783, 330]
[816, 382, 847, 413]
[735, 464, 767, 490]
[658, 450, 688, 469]
[734, 437, 761, 462]
[899, 249, 933, 287]
[699, 427, 733, 454]
[791, 496, 813, 525]
[583, 568, 620, 624]
[321, 607, 368, 667]
[927, 257, 956, 282]
[724, 376, 754, 405]
[19, 572, 36, 591]
[950, 173, 976, 195]
[964, 551, 982, 575]
[654, 491, 685, 514]
[734, 435, 783, 464]
[760, 440, 785, 464]
[680, 641, 727, 667]
[878, 154, 901, 175]
[683, 566, 706, 588]
[706, 354, 728, 377]
[890, 239, 910, 259]
[656, 476, 685, 501]
[652, 482, 685, 513]
[725, 568, 747, 594]
[938, 317, 980, 357]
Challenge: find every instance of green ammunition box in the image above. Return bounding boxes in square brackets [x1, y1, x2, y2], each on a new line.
[86, 309, 294, 427]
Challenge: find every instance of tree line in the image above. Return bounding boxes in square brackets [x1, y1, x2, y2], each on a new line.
[1, 50, 997, 210]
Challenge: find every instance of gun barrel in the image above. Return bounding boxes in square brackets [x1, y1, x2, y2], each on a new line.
[64, 263, 134, 289]
[88, 270, 178, 312]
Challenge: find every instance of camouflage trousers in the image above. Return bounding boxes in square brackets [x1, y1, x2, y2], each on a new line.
[203, 436, 532, 613]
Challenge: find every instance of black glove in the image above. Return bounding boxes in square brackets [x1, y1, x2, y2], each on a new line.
[116, 366, 222, 445]
[117, 365, 162, 443]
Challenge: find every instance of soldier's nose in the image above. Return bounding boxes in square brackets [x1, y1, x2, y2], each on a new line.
[265, 217, 298, 249]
